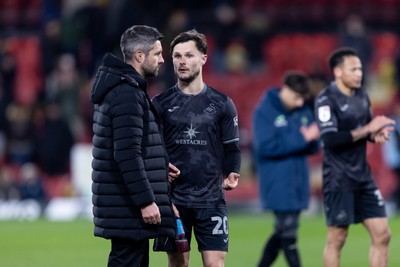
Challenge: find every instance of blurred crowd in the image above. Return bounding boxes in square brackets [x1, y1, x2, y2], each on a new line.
[1, 0, 400, 214]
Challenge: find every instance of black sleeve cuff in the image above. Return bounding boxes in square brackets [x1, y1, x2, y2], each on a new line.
[321, 131, 353, 149]
[223, 142, 241, 176]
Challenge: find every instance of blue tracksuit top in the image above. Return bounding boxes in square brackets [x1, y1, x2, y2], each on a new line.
[252, 88, 320, 211]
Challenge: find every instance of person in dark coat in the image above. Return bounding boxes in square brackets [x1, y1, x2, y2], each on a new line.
[253, 71, 320, 267]
[90, 25, 178, 267]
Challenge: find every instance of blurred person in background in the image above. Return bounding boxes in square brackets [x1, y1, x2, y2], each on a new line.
[152, 29, 241, 267]
[19, 162, 47, 206]
[338, 14, 372, 73]
[90, 25, 177, 267]
[33, 99, 74, 198]
[33, 100, 74, 177]
[253, 71, 320, 267]
[5, 102, 35, 167]
[382, 104, 400, 215]
[0, 165, 20, 200]
[44, 53, 85, 141]
[315, 47, 393, 267]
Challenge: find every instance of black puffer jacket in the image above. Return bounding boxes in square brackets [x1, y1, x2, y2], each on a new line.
[91, 53, 175, 240]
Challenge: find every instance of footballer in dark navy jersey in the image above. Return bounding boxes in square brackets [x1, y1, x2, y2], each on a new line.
[315, 47, 394, 267]
[316, 81, 373, 192]
[152, 29, 241, 267]
[153, 84, 239, 207]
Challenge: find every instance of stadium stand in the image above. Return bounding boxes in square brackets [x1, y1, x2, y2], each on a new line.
[0, 1, 399, 215]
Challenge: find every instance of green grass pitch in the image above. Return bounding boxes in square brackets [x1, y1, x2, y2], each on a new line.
[0, 213, 399, 266]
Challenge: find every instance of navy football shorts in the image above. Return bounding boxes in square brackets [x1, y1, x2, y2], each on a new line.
[324, 181, 387, 226]
[153, 206, 229, 252]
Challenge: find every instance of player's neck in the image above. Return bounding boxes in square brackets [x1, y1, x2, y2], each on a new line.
[177, 78, 205, 95]
[336, 81, 354, 96]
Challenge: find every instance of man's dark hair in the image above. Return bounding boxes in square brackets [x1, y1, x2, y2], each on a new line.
[170, 29, 207, 55]
[328, 47, 358, 73]
[283, 70, 310, 97]
[120, 25, 163, 61]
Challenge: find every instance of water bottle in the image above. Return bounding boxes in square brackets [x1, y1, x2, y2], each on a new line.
[175, 218, 190, 252]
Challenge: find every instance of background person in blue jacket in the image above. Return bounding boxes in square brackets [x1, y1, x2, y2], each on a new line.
[253, 71, 320, 267]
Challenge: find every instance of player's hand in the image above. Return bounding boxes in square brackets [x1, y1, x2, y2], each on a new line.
[367, 116, 395, 134]
[300, 123, 320, 142]
[168, 163, 180, 183]
[222, 172, 240, 190]
[372, 125, 394, 143]
[141, 202, 161, 224]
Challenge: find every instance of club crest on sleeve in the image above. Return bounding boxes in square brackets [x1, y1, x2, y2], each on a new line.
[318, 105, 331, 122]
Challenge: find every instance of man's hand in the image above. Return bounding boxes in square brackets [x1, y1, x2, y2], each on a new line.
[141, 202, 161, 224]
[172, 204, 180, 218]
[372, 125, 395, 143]
[367, 116, 395, 134]
[300, 123, 320, 142]
[222, 172, 240, 190]
[168, 163, 180, 183]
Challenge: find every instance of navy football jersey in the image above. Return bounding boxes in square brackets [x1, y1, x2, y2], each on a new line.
[152, 85, 239, 207]
[315, 82, 373, 192]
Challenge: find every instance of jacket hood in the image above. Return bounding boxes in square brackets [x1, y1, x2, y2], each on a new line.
[259, 88, 286, 113]
[91, 53, 144, 104]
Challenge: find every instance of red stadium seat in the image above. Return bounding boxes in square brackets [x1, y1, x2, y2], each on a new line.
[370, 33, 399, 72]
[7, 36, 43, 105]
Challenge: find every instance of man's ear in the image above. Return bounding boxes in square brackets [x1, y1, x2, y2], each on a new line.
[333, 66, 342, 78]
[201, 54, 207, 65]
[135, 51, 144, 63]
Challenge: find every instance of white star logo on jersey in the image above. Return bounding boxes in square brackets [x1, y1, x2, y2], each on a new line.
[183, 124, 200, 140]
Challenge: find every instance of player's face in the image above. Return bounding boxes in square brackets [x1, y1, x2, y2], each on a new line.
[172, 40, 207, 83]
[336, 56, 363, 90]
[142, 40, 164, 78]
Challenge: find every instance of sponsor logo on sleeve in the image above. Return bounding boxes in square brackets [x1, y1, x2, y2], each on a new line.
[318, 105, 331, 122]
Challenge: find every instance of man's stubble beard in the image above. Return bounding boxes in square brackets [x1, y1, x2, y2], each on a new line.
[178, 69, 200, 84]
[143, 61, 161, 78]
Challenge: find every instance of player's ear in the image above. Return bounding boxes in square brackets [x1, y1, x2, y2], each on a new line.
[201, 54, 207, 65]
[333, 66, 342, 78]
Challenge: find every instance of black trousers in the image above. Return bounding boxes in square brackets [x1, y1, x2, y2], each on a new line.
[108, 238, 149, 267]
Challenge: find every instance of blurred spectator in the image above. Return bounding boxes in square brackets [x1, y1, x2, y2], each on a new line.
[0, 47, 17, 164]
[0, 49, 16, 108]
[240, 7, 270, 73]
[44, 53, 85, 141]
[338, 14, 372, 72]
[61, 0, 108, 76]
[0, 165, 20, 200]
[40, 19, 63, 76]
[225, 40, 248, 73]
[40, 0, 63, 75]
[382, 104, 400, 214]
[19, 162, 46, 205]
[5, 102, 35, 166]
[211, 3, 241, 72]
[33, 100, 74, 177]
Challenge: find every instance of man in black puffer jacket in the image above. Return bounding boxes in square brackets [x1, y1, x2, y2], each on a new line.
[91, 25, 177, 267]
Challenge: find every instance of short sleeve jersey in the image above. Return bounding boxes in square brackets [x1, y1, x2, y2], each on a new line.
[152, 85, 239, 207]
[315, 82, 373, 192]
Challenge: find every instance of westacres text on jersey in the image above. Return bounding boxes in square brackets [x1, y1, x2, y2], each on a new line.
[175, 139, 207, 145]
